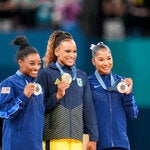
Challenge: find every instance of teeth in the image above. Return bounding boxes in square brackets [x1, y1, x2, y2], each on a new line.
[32, 71, 38, 74]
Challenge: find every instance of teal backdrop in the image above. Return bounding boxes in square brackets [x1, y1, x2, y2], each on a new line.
[0, 29, 150, 149]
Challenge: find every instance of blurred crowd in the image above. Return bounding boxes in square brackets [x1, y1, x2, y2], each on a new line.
[80, 0, 150, 39]
[0, 0, 82, 31]
[0, 0, 150, 39]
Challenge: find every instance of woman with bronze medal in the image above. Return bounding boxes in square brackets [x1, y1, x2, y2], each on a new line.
[37, 30, 99, 150]
[0, 36, 44, 150]
[88, 42, 139, 150]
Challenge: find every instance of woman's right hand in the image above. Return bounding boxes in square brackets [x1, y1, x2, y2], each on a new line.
[23, 83, 35, 98]
[56, 80, 70, 100]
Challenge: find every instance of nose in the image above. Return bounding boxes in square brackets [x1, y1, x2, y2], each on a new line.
[69, 52, 76, 58]
[103, 59, 109, 64]
[34, 64, 41, 70]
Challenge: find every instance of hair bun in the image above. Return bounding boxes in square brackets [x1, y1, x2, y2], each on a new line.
[13, 36, 29, 48]
[97, 42, 104, 45]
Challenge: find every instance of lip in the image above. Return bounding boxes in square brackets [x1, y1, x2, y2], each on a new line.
[102, 67, 110, 70]
[31, 71, 38, 75]
[67, 59, 75, 64]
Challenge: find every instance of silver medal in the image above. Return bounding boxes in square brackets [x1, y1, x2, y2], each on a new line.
[34, 83, 42, 95]
[117, 82, 128, 93]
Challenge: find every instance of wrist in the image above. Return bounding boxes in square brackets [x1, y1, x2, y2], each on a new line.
[56, 92, 62, 100]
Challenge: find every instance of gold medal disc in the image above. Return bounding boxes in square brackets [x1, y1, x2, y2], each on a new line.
[61, 73, 72, 84]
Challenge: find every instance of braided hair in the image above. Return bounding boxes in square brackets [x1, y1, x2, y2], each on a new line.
[43, 30, 73, 67]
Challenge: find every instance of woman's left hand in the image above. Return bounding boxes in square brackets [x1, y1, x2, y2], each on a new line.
[86, 141, 96, 150]
[124, 78, 133, 94]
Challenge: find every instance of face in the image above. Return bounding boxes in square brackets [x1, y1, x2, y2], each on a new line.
[92, 48, 113, 75]
[55, 39, 77, 66]
[18, 53, 41, 78]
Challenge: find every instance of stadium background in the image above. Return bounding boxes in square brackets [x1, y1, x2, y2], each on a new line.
[0, 0, 150, 149]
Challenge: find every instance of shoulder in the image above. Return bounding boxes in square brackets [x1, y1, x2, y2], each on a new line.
[1, 74, 17, 84]
[76, 69, 88, 77]
[88, 73, 95, 80]
[39, 62, 58, 74]
[112, 73, 126, 80]
[76, 69, 90, 83]
[88, 73, 97, 85]
[37, 68, 51, 82]
[38, 67, 49, 74]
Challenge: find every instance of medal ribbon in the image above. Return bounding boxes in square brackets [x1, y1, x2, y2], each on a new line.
[16, 70, 41, 95]
[16, 70, 32, 84]
[55, 62, 76, 80]
[95, 70, 120, 91]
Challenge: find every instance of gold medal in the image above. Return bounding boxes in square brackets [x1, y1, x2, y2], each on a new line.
[61, 73, 72, 84]
[117, 82, 128, 93]
[34, 83, 42, 95]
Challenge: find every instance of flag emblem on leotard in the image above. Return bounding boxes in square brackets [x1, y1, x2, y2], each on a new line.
[1, 87, 10, 94]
